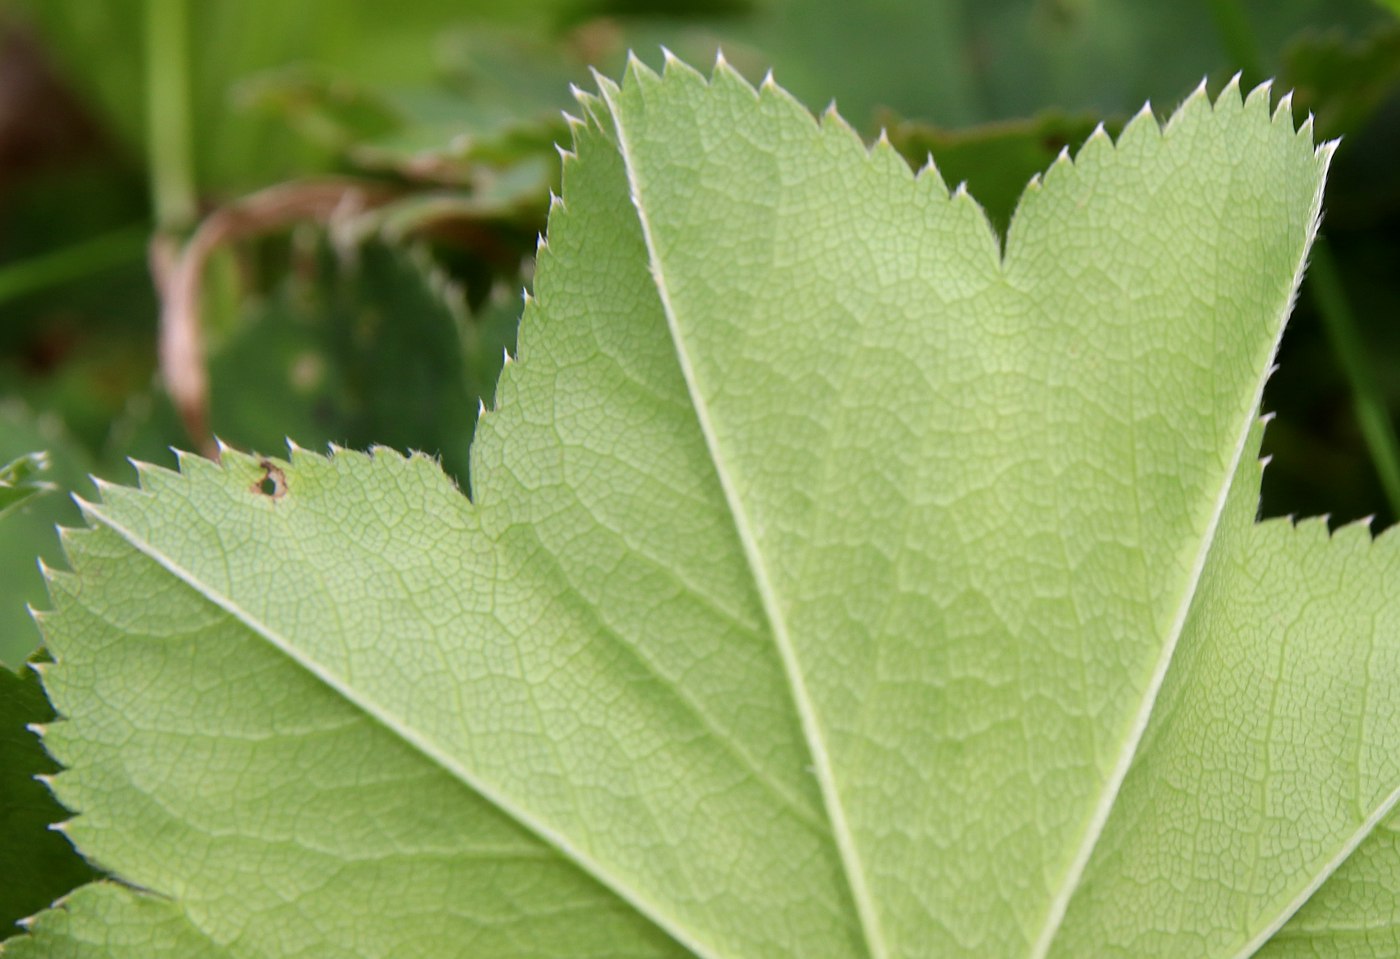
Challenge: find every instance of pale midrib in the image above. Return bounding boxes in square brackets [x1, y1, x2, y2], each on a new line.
[78, 500, 717, 959]
[1029, 142, 1336, 959]
[600, 73, 890, 959]
[507, 517, 827, 833]
[1231, 784, 1400, 959]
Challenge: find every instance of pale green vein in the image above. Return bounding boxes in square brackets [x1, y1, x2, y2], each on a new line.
[506, 519, 827, 833]
[1234, 784, 1400, 959]
[599, 56, 891, 959]
[1030, 114, 1337, 959]
[75, 496, 717, 959]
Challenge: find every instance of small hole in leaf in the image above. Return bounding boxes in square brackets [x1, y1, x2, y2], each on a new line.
[250, 461, 287, 500]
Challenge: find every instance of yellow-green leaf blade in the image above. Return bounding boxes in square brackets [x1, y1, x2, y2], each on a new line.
[13, 56, 1389, 959]
[1054, 426, 1400, 956]
[1261, 810, 1400, 957]
[598, 58, 1329, 957]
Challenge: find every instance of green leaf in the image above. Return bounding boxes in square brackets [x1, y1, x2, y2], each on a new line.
[107, 240, 517, 490]
[9, 58, 1396, 959]
[6, 0, 585, 200]
[0, 664, 97, 934]
[0, 453, 54, 522]
[1257, 810, 1400, 955]
[244, 26, 578, 182]
[0, 407, 91, 667]
[1279, 21, 1400, 138]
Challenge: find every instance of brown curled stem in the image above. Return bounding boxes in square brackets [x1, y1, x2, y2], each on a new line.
[153, 178, 399, 456]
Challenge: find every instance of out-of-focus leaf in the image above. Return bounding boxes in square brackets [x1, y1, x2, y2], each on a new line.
[1281, 22, 1400, 138]
[558, 0, 753, 22]
[615, 0, 1389, 126]
[361, 161, 555, 235]
[312, 243, 510, 484]
[245, 26, 578, 183]
[0, 662, 98, 932]
[112, 241, 517, 488]
[0, 406, 90, 667]
[7, 0, 582, 195]
[0, 453, 54, 522]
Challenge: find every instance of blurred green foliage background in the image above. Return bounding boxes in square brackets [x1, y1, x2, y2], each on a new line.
[1, 0, 1398, 676]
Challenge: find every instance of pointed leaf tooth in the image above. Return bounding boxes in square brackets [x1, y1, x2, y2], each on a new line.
[171, 447, 202, 470]
[622, 49, 663, 86]
[914, 154, 949, 196]
[1317, 135, 1339, 166]
[572, 86, 609, 129]
[287, 445, 321, 471]
[1245, 78, 1275, 113]
[125, 456, 170, 480]
[588, 66, 619, 103]
[1114, 106, 1161, 152]
[39, 546, 70, 582]
[817, 101, 863, 153]
[70, 494, 101, 524]
[1334, 515, 1376, 543]
[87, 474, 119, 499]
[1168, 78, 1211, 131]
[1221, 70, 1245, 104]
[710, 54, 755, 98]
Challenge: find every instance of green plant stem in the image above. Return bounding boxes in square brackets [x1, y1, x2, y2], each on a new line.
[0, 226, 149, 308]
[144, 0, 197, 233]
[1308, 239, 1400, 517]
[1206, 0, 1264, 84]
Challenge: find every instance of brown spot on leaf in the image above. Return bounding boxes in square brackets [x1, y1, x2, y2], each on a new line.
[251, 460, 287, 500]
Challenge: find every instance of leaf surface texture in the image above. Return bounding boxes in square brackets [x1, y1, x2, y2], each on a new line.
[8, 59, 1398, 959]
